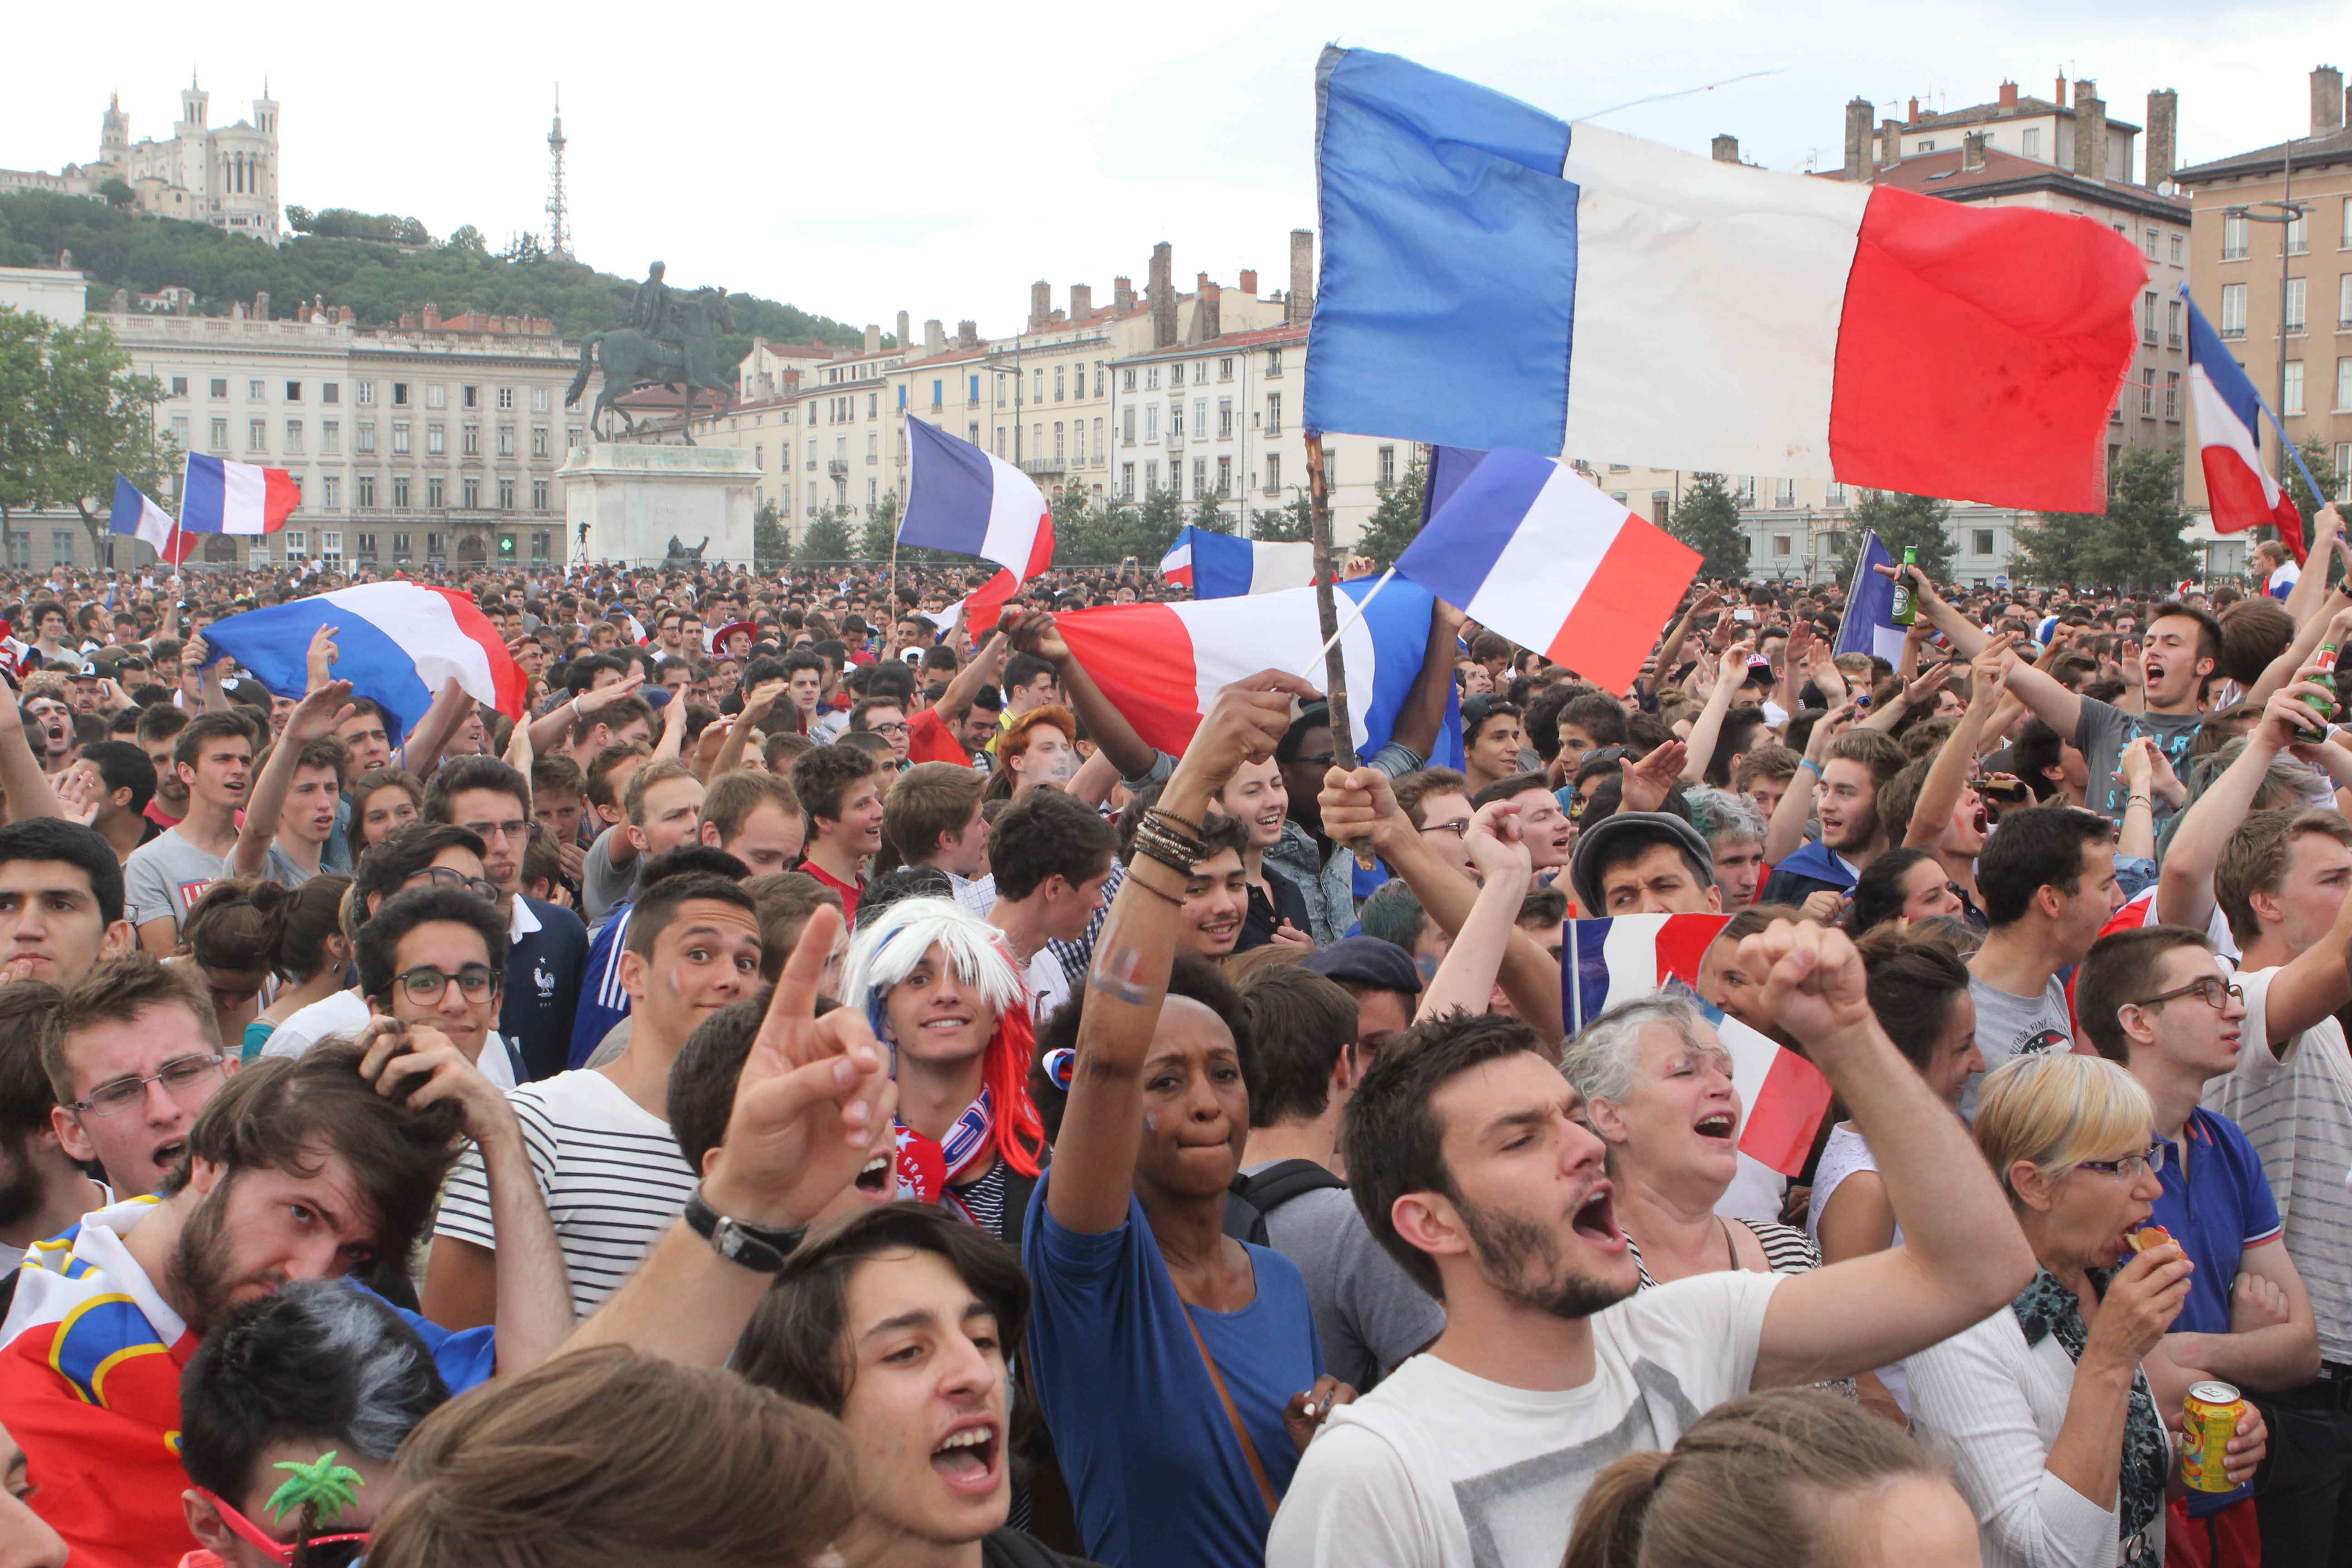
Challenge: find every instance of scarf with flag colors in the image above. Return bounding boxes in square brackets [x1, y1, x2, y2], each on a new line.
[1158, 527, 1318, 598]
[1564, 915, 1833, 1177]
[898, 416, 1054, 631]
[1307, 47, 2145, 514]
[180, 454, 297, 535]
[2183, 285, 2307, 561]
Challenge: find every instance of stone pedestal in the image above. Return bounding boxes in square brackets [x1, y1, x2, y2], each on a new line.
[557, 442, 760, 567]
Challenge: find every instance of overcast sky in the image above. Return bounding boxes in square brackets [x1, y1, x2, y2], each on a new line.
[5, 0, 2339, 337]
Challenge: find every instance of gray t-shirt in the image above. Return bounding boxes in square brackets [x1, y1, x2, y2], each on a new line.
[1242, 1160, 1447, 1393]
[1961, 969, 2075, 1119]
[583, 826, 636, 936]
[124, 828, 311, 934]
[2074, 697, 2203, 825]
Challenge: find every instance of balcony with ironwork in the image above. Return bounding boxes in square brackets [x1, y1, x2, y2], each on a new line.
[827, 459, 848, 475]
[1018, 457, 1064, 478]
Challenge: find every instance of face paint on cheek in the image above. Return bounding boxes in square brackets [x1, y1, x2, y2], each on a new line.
[1143, 1111, 1161, 1134]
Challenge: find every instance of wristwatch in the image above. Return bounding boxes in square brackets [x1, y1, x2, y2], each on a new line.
[681, 1184, 806, 1273]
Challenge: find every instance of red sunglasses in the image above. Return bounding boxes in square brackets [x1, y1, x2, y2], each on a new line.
[197, 1488, 369, 1568]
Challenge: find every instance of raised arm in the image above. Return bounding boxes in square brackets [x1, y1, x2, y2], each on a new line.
[2283, 505, 2342, 627]
[2153, 681, 2326, 936]
[2244, 592, 2352, 714]
[1998, 652, 2087, 753]
[1415, 802, 1533, 1022]
[1901, 635, 2014, 849]
[1744, 921, 2035, 1387]
[1002, 609, 1162, 782]
[526, 671, 647, 755]
[0, 696, 62, 823]
[1387, 598, 1466, 765]
[398, 677, 473, 780]
[1648, 591, 1719, 701]
[927, 630, 1010, 726]
[2253, 796, 2352, 1049]
[650, 685, 686, 762]
[1047, 674, 1312, 1235]
[1890, 566, 1991, 659]
[1680, 641, 1754, 785]
[231, 678, 354, 878]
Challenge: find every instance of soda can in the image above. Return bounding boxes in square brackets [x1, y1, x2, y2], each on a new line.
[2181, 1381, 2245, 1493]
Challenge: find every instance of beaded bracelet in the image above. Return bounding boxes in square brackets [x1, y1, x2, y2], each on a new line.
[1130, 839, 1196, 881]
[1146, 806, 1206, 837]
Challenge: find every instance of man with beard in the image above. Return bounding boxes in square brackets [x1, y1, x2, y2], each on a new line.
[0, 984, 109, 1274]
[1264, 921, 2032, 1568]
[0, 959, 568, 1568]
[1759, 728, 1906, 907]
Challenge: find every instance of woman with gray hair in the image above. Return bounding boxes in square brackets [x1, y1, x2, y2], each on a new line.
[1562, 994, 1825, 1288]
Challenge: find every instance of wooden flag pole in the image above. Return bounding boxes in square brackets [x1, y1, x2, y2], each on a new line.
[1307, 431, 1380, 871]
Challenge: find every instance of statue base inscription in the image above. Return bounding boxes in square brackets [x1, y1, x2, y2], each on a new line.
[558, 443, 760, 567]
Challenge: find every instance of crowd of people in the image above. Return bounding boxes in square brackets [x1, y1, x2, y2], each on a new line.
[0, 519, 2346, 1568]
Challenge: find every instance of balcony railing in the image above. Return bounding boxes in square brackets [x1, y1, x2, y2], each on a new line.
[827, 459, 848, 475]
[1018, 457, 1064, 477]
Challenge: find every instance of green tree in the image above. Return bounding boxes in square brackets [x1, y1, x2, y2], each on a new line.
[1250, 490, 1311, 542]
[797, 504, 855, 564]
[1836, 489, 1954, 586]
[1665, 473, 1748, 581]
[98, 178, 134, 208]
[2009, 508, 2102, 591]
[1190, 490, 1232, 534]
[753, 499, 789, 570]
[0, 307, 46, 569]
[444, 225, 487, 255]
[2286, 437, 2346, 587]
[860, 492, 902, 563]
[284, 205, 314, 233]
[36, 318, 176, 563]
[1351, 455, 1428, 567]
[2016, 445, 2199, 593]
[500, 232, 547, 265]
[1132, 485, 1187, 565]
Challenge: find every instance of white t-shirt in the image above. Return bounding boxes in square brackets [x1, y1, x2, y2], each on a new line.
[1024, 945, 1071, 1028]
[2201, 965, 2352, 1364]
[433, 1068, 695, 1318]
[1264, 1269, 1779, 1568]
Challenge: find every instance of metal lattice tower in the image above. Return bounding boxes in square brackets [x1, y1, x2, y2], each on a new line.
[544, 85, 572, 259]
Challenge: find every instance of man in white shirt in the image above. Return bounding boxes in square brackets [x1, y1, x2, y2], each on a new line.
[1265, 920, 2031, 1568]
[983, 788, 1112, 1025]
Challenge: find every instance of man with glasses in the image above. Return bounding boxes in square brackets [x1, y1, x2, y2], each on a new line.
[2079, 924, 2318, 1562]
[41, 947, 235, 1199]
[848, 696, 911, 769]
[423, 757, 588, 1082]
[1394, 768, 1476, 880]
[356, 884, 524, 1087]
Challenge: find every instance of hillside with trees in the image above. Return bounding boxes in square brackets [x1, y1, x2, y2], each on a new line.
[0, 190, 863, 371]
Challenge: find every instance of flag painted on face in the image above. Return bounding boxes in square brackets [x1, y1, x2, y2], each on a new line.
[899, 416, 1054, 631]
[2183, 286, 2307, 561]
[1563, 916, 1832, 1177]
[179, 454, 298, 534]
[198, 583, 526, 740]
[1158, 527, 1319, 598]
[107, 475, 192, 563]
[1835, 531, 1909, 663]
[1307, 47, 2146, 513]
[1052, 575, 1462, 766]
[1396, 446, 1700, 693]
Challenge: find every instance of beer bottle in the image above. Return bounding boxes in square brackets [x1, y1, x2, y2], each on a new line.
[1890, 547, 1918, 627]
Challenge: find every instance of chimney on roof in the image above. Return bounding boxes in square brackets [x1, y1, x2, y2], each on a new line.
[1843, 97, 1873, 180]
[1711, 133, 1739, 163]
[399, 311, 416, 330]
[957, 319, 978, 349]
[254, 290, 270, 319]
[1150, 243, 1177, 348]
[421, 303, 440, 331]
[1998, 80, 2019, 110]
[2315, 66, 2346, 135]
[895, 310, 910, 350]
[1029, 281, 1051, 333]
[1071, 283, 1093, 318]
[863, 323, 881, 353]
[1879, 118, 1902, 170]
[1199, 280, 1222, 342]
[2056, 73, 2067, 105]
[1961, 131, 1988, 171]
[924, 319, 945, 355]
[1288, 229, 1316, 325]
[337, 306, 354, 325]
[1113, 276, 1134, 314]
[2073, 80, 2107, 178]
[2145, 89, 2177, 186]
[1239, 268, 1259, 294]
[1907, 97, 1920, 124]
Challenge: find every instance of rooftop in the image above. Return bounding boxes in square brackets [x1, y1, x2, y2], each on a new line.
[2175, 125, 2352, 184]
[1853, 143, 2187, 219]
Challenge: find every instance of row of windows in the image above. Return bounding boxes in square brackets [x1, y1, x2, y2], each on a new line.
[183, 417, 580, 459]
[171, 378, 552, 412]
[1119, 350, 1283, 394]
[2215, 276, 2352, 339]
[2221, 200, 2352, 263]
[277, 530, 554, 563]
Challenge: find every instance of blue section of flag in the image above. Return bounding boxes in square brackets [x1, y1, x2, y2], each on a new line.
[1565, 915, 1615, 1033]
[1174, 528, 1259, 599]
[896, 416, 995, 555]
[1835, 531, 1897, 658]
[1307, 47, 1579, 451]
[200, 600, 436, 740]
[180, 453, 230, 533]
[1351, 573, 1464, 769]
[2182, 288, 2263, 436]
[1422, 446, 1494, 532]
[1395, 446, 1558, 610]
[108, 475, 147, 536]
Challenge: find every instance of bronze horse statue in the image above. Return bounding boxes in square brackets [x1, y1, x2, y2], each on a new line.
[564, 287, 736, 443]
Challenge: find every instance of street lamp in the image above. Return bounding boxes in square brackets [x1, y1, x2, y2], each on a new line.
[2225, 134, 2308, 493]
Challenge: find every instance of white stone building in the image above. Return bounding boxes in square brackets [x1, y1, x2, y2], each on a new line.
[4, 80, 283, 240]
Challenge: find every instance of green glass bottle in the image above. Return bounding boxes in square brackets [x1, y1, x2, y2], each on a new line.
[1890, 546, 1918, 626]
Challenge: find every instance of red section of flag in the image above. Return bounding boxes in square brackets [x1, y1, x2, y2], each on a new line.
[430, 588, 529, 717]
[1653, 913, 1731, 990]
[1024, 514, 1056, 578]
[2200, 449, 2307, 560]
[1829, 187, 2144, 514]
[1544, 518, 1701, 691]
[1052, 602, 1205, 756]
[1738, 1050, 1835, 1178]
[261, 467, 301, 531]
[964, 514, 1058, 633]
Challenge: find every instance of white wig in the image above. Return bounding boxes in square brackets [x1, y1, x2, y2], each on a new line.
[838, 895, 1029, 1027]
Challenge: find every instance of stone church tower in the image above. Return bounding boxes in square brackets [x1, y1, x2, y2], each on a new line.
[73, 77, 282, 240]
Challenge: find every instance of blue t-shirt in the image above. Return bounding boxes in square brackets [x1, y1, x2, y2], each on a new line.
[567, 904, 634, 1070]
[2149, 1104, 2282, 1515]
[1023, 1177, 1322, 1568]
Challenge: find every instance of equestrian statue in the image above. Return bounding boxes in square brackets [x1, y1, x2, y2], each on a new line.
[565, 261, 737, 444]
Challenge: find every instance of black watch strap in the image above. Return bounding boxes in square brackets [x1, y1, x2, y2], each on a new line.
[681, 1185, 806, 1274]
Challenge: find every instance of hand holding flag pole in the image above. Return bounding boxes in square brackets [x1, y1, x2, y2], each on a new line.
[1306, 431, 1381, 872]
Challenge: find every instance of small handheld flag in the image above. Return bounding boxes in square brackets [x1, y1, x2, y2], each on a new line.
[1835, 532, 1906, 662]
[181, 454, 298, 535]
[108, 475, 192, 563]
[899, 417, 1053, 632]
[1158, 527, 1318, 598]
[2183, 285, 2314, 561]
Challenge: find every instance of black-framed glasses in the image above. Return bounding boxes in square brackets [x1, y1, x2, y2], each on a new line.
[2075, 1141, 2168, 1180]
[392, 964, 502, 1004]
[2130, 977, 2244, 1014]
[69, 1054, 226, 1117]
[403, 866, 499, 903]
[1419, 818, 1470, 838]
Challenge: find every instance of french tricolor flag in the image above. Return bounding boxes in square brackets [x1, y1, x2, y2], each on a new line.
[180, 454, 298, 535]
[899, 416, 1053, 631]
[1053, 574, 1460, 764]
[108, 475, 194, 564]
[2184, 286, 2306, 561]
[1159, 526, 1318, 598]
[198, 584, 525, 740]
[1566, 915, 1833, 1177]
[1308, 48, 2146, 514]
[1399, 447, 1700, 693]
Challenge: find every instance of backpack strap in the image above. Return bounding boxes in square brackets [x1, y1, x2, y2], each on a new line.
[1231, 1159, 1347, 1223]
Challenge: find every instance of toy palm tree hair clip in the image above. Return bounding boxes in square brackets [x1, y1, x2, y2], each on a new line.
[266, 1450, 368, 1568]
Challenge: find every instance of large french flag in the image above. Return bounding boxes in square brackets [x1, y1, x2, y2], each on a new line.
[2184, 286, 2306, 561]
[1053, 574, 1461, 764]
[1159, 526, 1318, 598]
[1565, 914, 1833, 1177]
[1308, 48, 2146, 514]
[1398, 446, 1700, 692]
[199, 584, 525, 740]
[180, 454, 297, 535]
[899, 416, 1054, 631]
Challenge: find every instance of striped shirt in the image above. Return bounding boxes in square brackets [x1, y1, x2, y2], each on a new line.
[1626, 1218, 1822, 1289]
[434, 1068, 695, 1318]
[2202, 965, 2352, 1365]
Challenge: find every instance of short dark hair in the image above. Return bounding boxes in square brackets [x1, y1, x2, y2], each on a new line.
[669, 991, 779, 1173]
[735, 1203, 1029, 1416]
[174, 710, 255, 771]
[1844, 846, 1943, 936]
[0, 980, 64, 1138]
[354, 823, 489, 916]
[134, 702, 188, 747]
[789, 745, 879, 826]
[530, 753, 585, 801]
[178, 1280, 449, 1506]
[2150, 600, 2225, 683]
[1470, 770, 1553, 811]
[355, 886, 506, 1004]
[1002, 651, 1055, 693]
[989, 787, 1114, 902]
[0, 817, 125, 926]
[77, 739, 156, 816]
[1460, 695, 1521, 742]
[1341, 1009, 1547, 1298]
[2011, 719, 2068, 800]
[1238, 965, 1359, 1127]
[1558, 693, 1629, 748]
[626, 865, 758, 959]
[2078, 924, 2213, 1063]
[422, 755, 530, 825]
[1976, 805, 2115, 926]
